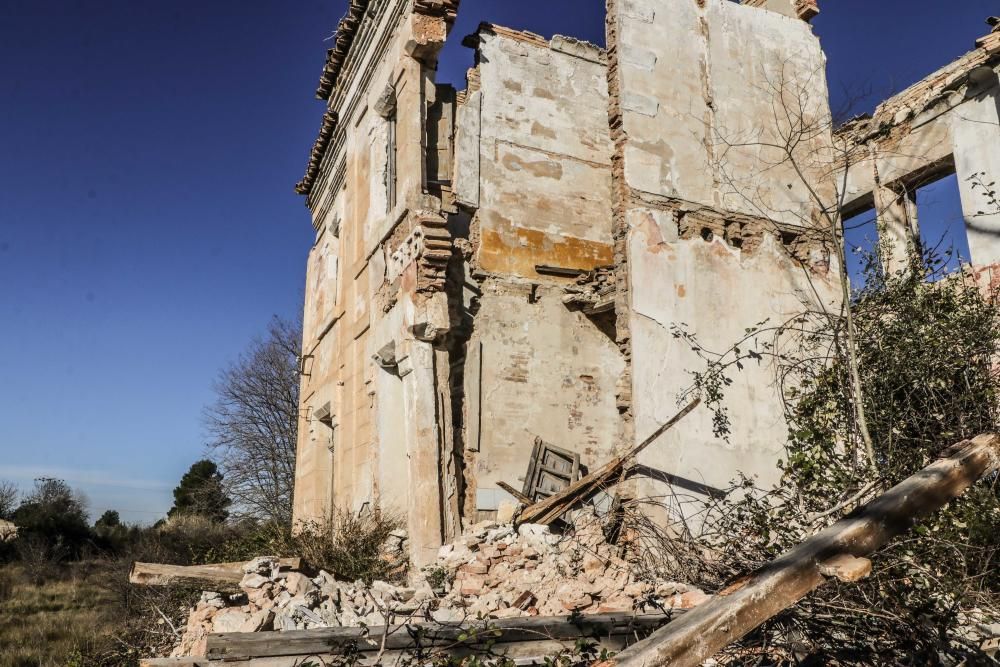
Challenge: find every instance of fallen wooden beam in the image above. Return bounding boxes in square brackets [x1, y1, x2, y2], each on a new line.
[517, 399, 700, 526]
[129, 558, 302, 587]
[206, 612, 680, 660]
[603, 433, 1000, 667]
[497, 481, 534, 505]
[147, 638, 626, 667]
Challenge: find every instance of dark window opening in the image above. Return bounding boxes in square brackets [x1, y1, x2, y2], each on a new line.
[387, 111, 397, 212]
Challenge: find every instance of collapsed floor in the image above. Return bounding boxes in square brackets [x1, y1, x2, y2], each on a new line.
[171, 513, 708, 657]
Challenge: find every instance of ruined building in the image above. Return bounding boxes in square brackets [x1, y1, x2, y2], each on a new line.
[290, 0, 1000, 566]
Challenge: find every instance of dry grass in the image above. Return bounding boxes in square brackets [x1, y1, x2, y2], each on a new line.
[0, 562, 119, 667]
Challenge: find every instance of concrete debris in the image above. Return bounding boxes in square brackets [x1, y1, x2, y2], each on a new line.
[562, 267, 616, 315]
[170, 515, 708, 657]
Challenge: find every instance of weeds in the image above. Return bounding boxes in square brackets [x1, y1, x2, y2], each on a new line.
[0, 563, 119, 667]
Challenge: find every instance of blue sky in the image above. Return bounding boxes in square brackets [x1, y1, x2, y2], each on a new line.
[0, 1, 993, 523]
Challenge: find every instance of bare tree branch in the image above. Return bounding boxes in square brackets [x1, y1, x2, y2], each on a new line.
[204, 316, 301, 525]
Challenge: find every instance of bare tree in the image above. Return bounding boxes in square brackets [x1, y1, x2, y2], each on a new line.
[701, 59, 924, 469]
[0, 481, 18, 520]
[204, 317, 301, 525]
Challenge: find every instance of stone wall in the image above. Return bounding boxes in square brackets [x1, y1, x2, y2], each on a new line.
[293, 0, 460, 567]
[292, 0, 1000, 562]
[453, 26, 624, 520]
[606, 0, 840, 506]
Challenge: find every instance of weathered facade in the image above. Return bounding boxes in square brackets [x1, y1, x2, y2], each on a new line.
[292, 0, 1000, 564]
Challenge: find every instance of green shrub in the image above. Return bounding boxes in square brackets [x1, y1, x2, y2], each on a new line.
[675, 250, 1000, 663]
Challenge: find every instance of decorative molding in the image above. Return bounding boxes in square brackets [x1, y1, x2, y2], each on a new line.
[295, 108, 338, 196]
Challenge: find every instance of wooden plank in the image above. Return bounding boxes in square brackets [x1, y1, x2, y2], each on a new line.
[521, 439, 543, 497]
[497, 481, 533, 505]
[517, 399, 700, 526]
[141, 659, 212, 667]
[206, 612, 680, 660]
[130, 558, 302, 586]
[151, 635, 644, 667]
[603, 433, 1000, 667]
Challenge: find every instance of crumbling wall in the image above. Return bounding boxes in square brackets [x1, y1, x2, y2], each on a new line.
[463, 283, 624, 520]
[628, 213, 831, 502]
[836, 31, 1000, 267]
[455, 26, 615, 280]
[606, 0, 840, 502]
[293, 0, 1000, 563]
[609, 0, 833, 227]
[452, 26, 624, 520]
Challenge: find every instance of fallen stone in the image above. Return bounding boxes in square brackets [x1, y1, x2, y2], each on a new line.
[272, 612, 297, 631]
[240, 609, 274, 633]
[212, 608, 251, 634]
[495, 501, 518, 524]
[170, 510, 701, 658]
[240, 573, 270, 589]
[282, 572, 315, 597]
[243, 557, 278, 576]
[199, 591, 225, 609]
[459, 574, 486, 596]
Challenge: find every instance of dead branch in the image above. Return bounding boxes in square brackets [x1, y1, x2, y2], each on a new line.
[602, 433, 1000, 667]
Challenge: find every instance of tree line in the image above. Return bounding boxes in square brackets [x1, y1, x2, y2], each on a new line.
[0, 316, 301, 566]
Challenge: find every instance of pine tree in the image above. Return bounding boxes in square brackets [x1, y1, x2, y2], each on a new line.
[168, 460, 231, 523]
[94, 509, 120, 529]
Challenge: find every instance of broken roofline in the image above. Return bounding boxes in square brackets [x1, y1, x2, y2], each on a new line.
[462, 22, 606, 64]
[740, 0, 819, 22]
[295, 0, 461, 199]
[836, 30, 1000, 146]
[294, 0, 822, 201]
[293, 0, 821, 200]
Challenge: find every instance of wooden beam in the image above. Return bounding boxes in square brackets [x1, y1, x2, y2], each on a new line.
[517, 399, 700, 526]
[497, 481, 533, 505]
[130, 558, 302, 587]
[602, 433, 1000, 667]
[148, 638, 636, 667]
[206, 612, 679, 660]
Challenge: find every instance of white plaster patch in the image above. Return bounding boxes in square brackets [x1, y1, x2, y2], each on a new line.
[625, 207, 678, 244]
[620, 45, 658, 71]
[621, 0, 655, 23]
[454, 91, 482, 208]
[476, 487, 502, 511]
[622, 91, 660, 117]
[550, 35, 605, 64]
[654, 209, 679, 243]
[624, 144, 673, 195]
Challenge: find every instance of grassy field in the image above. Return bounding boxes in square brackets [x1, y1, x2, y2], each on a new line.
[0, 562, 121, 667]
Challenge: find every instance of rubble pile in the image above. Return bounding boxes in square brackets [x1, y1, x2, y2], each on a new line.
[172, 516, 709, 657]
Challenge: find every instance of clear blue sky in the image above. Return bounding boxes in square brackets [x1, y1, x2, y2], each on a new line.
[0, 1, 993, 523]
